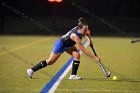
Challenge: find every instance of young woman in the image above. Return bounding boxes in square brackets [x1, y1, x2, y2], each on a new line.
[27, 17, 100, 80]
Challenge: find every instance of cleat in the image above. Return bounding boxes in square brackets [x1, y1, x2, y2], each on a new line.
[68, 75, 82, 80]
[27, 69, 34, 78]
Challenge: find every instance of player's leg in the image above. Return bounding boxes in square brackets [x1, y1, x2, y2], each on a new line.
[66, 46, 82, 80]
[27, 52, 61, 78]
[31, 52, 61, 71]
[27, 38, 63, 78]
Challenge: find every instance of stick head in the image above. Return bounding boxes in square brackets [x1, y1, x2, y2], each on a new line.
[106, 72, 111, 77]
[131, 40, 134, 43]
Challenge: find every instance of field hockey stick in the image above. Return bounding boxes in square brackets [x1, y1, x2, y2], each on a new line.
[90, 45, 111, 77]
[131, 39, 140, 43]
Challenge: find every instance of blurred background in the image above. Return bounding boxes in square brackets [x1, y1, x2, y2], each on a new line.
[1, 0, 140, 36]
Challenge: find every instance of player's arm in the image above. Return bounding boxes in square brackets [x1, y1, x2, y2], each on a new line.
[85, 29, 93, 47]
[70, 33, 99, 62]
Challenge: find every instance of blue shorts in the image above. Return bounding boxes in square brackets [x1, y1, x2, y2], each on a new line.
[52, 38, 69, 54]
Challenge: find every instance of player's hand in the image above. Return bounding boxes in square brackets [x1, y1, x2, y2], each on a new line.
[94, 56, 100, 62]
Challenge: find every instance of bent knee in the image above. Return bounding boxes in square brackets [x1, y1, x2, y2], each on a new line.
[73, 52, 80, 60]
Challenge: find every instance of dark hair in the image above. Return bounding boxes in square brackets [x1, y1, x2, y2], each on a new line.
[78, 17, 87, 29]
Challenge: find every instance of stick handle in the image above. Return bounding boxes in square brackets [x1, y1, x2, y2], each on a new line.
[91, 46, 97, 56]
[90, 46, 111, 77]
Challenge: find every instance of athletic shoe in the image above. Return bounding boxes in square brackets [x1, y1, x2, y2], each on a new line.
[68, 75, 82, 80]
[27, 69, 34, 78]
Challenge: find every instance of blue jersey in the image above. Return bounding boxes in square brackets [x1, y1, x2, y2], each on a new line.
[52, 26, 83, 54]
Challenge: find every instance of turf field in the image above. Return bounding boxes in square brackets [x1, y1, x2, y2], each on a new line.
[0, 35, 140, 93]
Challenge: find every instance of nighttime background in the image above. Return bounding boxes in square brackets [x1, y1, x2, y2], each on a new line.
[1, 0, 140, 36]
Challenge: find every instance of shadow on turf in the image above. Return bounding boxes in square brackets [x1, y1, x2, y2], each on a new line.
[24, 76, 40, 79]
[83, 77, 140, 83]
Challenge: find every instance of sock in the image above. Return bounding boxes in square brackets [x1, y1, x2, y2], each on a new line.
[71, 59, 80, 75]
[31, 60, 47, 72]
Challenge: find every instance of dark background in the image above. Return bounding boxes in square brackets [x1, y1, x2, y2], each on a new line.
[1, 0, 140, 36]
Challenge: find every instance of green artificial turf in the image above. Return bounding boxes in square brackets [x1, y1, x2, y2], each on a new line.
[0, 36, 140, 93]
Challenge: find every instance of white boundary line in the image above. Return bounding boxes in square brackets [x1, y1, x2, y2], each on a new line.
[57, 89, 140, 93]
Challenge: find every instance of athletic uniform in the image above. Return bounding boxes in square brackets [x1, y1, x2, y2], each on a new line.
[27, 17, 90, 80]
[53, 26, 83, 54]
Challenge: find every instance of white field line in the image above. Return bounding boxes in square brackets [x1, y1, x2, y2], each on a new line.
[57, 89, 140, 93]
